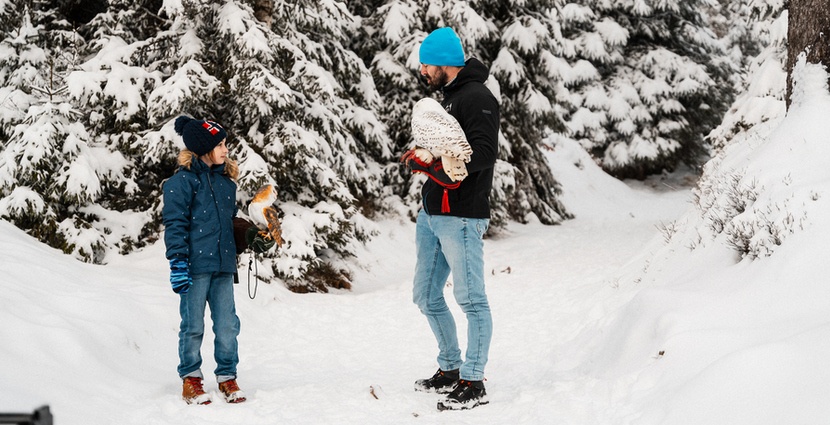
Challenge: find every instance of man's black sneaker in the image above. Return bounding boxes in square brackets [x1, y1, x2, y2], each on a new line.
[437, 379, 488, 411]
[414, 369, 459, 394]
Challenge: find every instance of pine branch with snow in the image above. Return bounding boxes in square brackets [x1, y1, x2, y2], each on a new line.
[0, 4, 137, 262]
[551, 0, 737, 179]
[707, 0, 787, 151]
[1, 0, 394, 291]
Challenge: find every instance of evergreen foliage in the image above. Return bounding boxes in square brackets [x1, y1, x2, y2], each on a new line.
[552, 0, 736, 179]
[0, 2, 115, 262]
[351, 0, 572, 228]
[681, 0, 790, 260]
[0, 0, 392, 292]
[478, 0, 573, 225]
[0, 0, 741, 291]
[353, 0, 736, 222]
[707, 0, 787, 151]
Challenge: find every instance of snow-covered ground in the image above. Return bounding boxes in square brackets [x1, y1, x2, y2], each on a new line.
[3, 69, 830, 423]
[0, 138, 689, 424]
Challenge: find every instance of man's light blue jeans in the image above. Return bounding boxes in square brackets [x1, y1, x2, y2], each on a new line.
[178, 272, 240, 383]
[413, 209, 492, 381]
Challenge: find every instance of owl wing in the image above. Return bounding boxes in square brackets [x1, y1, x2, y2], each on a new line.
[441, 155, 468, 182]
[262, 206, 284, 247]
[411, 99, 473, 163]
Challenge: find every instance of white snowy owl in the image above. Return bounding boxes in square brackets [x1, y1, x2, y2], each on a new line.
[410, 98, 472, 182]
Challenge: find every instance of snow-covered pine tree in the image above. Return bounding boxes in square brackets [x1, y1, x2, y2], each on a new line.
[241, 0, 393, 291]
[561, 0, 736, 179]
[60, 0, 172, 255]
[0, 1, 128, 262]
[1, 0, 393, 292]
[474, 0, 572, 224]
[707, 0, 787, 151]
[350, 0, 571, 228]
[137, 0, 392, 292]
[347, 0, 441, 220]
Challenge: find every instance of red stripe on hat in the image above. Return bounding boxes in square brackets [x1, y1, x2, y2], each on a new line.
[202, 121, 220, 135]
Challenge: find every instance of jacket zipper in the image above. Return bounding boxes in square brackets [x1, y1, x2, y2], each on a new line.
[206, 170, 224, 269]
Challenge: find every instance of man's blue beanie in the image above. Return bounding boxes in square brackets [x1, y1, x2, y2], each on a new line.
[419, 27, 466, 67]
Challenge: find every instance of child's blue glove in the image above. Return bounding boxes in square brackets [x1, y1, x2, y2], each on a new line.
[169, 257, 193, 294]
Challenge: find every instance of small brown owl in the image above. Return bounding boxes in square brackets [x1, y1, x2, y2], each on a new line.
[248, 184, 283, 247]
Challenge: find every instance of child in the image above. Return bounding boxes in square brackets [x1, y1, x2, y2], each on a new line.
[162, 115, 272, 405]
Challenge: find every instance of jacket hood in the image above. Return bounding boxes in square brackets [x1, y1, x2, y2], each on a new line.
[444, 58, 490, 94]
[177, 149, 239, 181]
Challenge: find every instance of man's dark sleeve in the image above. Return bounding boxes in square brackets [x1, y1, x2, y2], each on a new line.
[456, 88, 500, 173]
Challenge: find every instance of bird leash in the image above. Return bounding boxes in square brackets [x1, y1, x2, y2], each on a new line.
[247, 253, 259, 299]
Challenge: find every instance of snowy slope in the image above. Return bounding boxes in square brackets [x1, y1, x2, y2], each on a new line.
[563, 60, 830, 424]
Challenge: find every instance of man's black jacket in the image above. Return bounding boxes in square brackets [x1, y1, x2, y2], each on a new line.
[421, 58, 500, 219]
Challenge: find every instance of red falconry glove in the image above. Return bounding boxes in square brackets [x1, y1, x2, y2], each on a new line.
[401, 149, 460, 213]
[400, 149, 432, 168]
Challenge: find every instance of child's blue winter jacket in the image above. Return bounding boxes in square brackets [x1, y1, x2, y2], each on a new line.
[162, 156, 238, 275]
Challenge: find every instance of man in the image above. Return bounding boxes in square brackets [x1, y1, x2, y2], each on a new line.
[404, 27, 500, 411]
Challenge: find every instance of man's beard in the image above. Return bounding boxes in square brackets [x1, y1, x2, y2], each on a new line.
[424, 68, 449, 91]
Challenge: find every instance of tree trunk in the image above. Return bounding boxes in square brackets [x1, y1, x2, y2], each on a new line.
[252, 0, 272, 26]
[787, 0, 830, 109]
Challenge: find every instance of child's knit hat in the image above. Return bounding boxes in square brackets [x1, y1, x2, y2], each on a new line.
[419, 27, 466, 67]
[174, 115, 227, 156]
